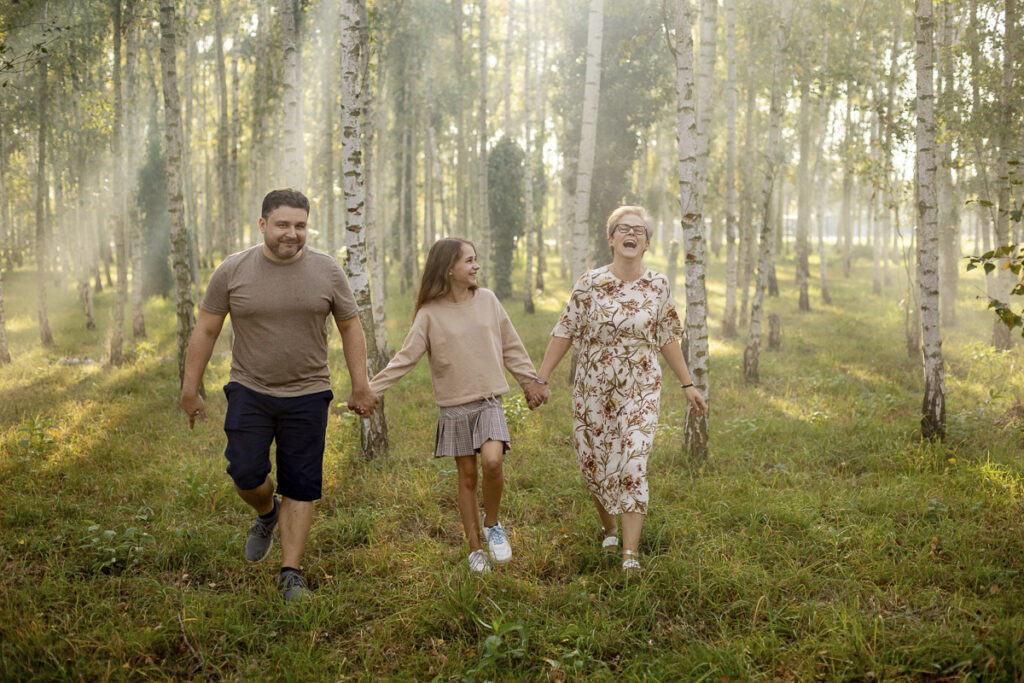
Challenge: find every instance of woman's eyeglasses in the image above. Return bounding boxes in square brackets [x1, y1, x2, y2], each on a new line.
[614, 224, 648, 237]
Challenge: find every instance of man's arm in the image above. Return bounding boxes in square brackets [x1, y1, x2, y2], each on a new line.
[180, 309, 227, 429]
[336, 314, 378, 415]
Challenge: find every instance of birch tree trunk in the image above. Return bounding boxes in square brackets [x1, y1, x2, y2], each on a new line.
[321, 5, 337, 259]
[109, 0, 128, 366]
[126, 14, 146, 339]
[213, 0, 231, 258]
[478, 0, 492, 283]
[341, 0, 388, 458]
[992, 0, 1017, 350]
[935, 1, 957, 326]
[362, 16, 391, 368]
[676, 0, 709, 461]
[743, 0, 790, 385]
[571, 0, 604, 281]
[915, 0, 945, 440]
[814, 72, 832, 306]
[35, 0, 55, 348]
[0, 102, 9, 362]
[159, 0, 197, 385]
[695, 0, 717, 232]
[721, 0, 738, 337]
[522, 0, 536, 314]
[795, 70, 811, 312]
[454, 0, 469, 238]
[738, 58, 757, 328]
[534, 1, 550, 293]
[840, 90, 853, 278]
[280, 0, 304, 189]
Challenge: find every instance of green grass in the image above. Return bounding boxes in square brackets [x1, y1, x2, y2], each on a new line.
[2, 247, 1023, 680]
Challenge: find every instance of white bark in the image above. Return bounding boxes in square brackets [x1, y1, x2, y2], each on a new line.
[522, 0, 535, 314]
[478, 0, 492, 284]
[109, 0, 127, 366]
[992, 0, 1017, 349]
[795, 71, 811, 312]
[743, 0, 790, 385]
[915, 0, 945, 439]
[676, 0, 709, 460]
[722, 0, 738, 337]
[571, 0, 604, 280]
[159, 0, 197, 385]
[280, 0, 303, 189]
[341, 0, 388, 458]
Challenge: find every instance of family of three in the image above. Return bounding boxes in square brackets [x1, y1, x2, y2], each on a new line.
[180, 189, 708, 601]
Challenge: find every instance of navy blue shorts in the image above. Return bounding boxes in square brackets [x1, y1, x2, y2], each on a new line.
[222, 382, 334, 502]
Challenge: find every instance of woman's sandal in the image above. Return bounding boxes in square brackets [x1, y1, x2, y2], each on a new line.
[622, 549, 641, 570]
[601, 532, 619, 550]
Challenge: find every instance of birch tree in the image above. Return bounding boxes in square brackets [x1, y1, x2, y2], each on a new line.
[341, 0, 388, 458]
[159, 0, 196, 384]
[992, 0, 1017, 350]
[478, 0, 492, 283]
[280, 0, 303, 189]
[213, 0, 231, 256]
[109, 0, 129, 366]
[795, 65, 812, 312]
[676, 0, 709, 460]
[362, 12, 391, 371]
[743, 0, 790, 385]
[721, 0, 738, 337]
[126, 14, 145, 339]
[571, 0, 604, 280]
[35, 0, 55, 348]
[915, 0, 945, 440]
[522, 0, 536, 314]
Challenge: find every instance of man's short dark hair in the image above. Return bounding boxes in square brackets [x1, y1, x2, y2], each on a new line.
[261, 188, 310, 219]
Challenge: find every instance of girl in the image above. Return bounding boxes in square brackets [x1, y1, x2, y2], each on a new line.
[368, 238, 549, 572]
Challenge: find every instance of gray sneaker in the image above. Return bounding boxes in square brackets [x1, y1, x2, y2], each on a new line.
[278, 568, 309, 602]
[245, 498, 279, 563]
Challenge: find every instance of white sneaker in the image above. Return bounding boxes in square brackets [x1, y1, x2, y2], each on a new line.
[484, 522, 512, 564]
[468, 549, 491, 573]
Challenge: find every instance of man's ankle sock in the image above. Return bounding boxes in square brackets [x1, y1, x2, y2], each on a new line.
[259, 499, 278, 520]
[280, 566, 300, 575]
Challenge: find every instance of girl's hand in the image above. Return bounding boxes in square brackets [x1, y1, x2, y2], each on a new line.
[684, 386, 708, 416]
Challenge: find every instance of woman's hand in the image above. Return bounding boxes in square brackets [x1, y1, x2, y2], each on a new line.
[684, 385, 708, 416]
[525, 381, 550, 410]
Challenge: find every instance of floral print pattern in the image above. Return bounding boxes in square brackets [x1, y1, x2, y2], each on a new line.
[552, 266, 683, 514]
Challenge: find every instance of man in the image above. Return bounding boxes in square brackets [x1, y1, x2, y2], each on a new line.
[180, 188, 377, 601]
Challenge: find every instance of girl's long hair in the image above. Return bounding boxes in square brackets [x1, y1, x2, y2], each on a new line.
[413, 238, 477, 318]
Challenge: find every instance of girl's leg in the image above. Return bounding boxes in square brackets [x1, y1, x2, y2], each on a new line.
[590, 492, 618, 537]
[621, 511, 645, 559]
[479, 440, 504, 527]
[455, 454, 482, 552]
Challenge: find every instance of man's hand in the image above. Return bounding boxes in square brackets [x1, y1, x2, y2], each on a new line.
[348, 387, 379, 417]
[181, 392, 208, 430]
[524, 381, 550, 410]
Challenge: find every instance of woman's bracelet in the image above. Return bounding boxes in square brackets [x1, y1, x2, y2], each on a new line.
[681, 383, 694, 389]
[533, 377, 549, 385]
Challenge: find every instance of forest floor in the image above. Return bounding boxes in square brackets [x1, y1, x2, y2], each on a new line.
[2, 246, 1024, 681]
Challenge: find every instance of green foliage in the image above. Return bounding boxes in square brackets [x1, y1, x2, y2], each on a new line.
[79, 508, 156, 574]
[487, 136, 526, 300]
[966, 243, 1024, 336]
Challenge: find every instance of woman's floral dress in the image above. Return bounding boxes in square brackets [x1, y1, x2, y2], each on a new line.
[552, 266, 683, 515]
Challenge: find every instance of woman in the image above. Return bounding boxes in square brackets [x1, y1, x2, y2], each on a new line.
[536, 206, 707, 570]
[367, 238, 549, 573]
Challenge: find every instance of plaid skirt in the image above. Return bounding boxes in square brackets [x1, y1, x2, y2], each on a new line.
[434, 396, 510, 458]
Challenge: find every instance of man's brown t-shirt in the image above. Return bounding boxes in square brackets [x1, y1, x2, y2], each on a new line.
[201, 245, 359, 397]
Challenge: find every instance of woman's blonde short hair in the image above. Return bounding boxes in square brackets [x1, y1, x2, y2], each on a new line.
[606, 205, 653, 239]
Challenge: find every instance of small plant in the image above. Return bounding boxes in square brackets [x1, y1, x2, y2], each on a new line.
[79, 521, 155, 574]
[503, 394, 529, 432]
[18, 417, 59, 459]
[461, 600, 528, 682]
[966, 243, 1024, 336]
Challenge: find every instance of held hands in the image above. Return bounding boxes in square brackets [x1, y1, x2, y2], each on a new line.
[180, 392, 208, 430]
[684, 385, 708, 416]
[525, 381, 550, 410]
[348, 387, 379, 417]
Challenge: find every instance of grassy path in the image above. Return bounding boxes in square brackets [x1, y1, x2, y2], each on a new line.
[2, 252, 1023, 680]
